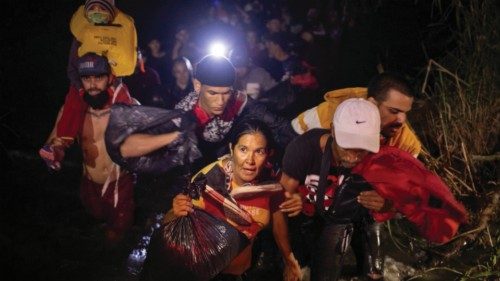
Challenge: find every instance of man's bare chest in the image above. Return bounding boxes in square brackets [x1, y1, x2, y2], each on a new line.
[80, 109, 110, 144]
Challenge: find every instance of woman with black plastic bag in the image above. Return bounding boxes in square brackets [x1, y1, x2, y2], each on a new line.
[142, 119, 302, 281]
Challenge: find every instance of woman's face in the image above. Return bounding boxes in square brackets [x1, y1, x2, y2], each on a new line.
[148, 39, 160, 52]
[172, 62, 190, 85]
[231, 132, 268, 186]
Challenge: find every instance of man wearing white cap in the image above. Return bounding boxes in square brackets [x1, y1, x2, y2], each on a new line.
[280, 98, 388, 281]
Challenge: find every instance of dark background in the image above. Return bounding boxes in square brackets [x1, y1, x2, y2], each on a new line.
[0, 0, 445, 280]
[0, 0, 439, 150]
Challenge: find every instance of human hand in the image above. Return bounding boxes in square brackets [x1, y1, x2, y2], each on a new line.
[280, 192, 303, 217]
[39, 144, 64, 171]
[357, 190, 393, 212]
[180, 110, 198, 131]
[172, 194, 194, 217]
[283, 253, 302, 281]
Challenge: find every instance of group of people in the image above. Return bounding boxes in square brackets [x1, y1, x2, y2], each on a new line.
[129, 0, 367, 117]
[39, 0, 469, 281]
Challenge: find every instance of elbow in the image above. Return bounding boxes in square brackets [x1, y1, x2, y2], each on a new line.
[120, 139, 136, 158]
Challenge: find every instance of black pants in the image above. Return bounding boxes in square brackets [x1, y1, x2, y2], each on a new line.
[351, 221, 384, 278]
[300, 218, 383, 281]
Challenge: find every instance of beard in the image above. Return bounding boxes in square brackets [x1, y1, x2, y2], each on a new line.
[381, 121, 403, 138]
[83, 90, 109, 109]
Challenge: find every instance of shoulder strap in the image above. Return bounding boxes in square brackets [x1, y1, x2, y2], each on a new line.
[315, 136, 333, 214]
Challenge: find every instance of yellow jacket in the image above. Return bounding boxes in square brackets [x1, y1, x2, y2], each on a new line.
[291, 87, 422, 157]
[70, 5, 137, 76]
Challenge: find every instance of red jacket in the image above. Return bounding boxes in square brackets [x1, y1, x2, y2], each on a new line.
[353, 146, 468, 244]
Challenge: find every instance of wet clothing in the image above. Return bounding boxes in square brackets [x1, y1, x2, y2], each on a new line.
[353, 146, 468, 244]
[174, 91, 298, 170]
[105, 105, 201, 175]
[190, 156, 284, 278]
[283, 129, 372, 216]
[282, 129, 385, 280]
[291, 87, 422, 157]
[191, 156, 283, 239]
[80, 172, 135, 237]
[56, 83, 133, 145]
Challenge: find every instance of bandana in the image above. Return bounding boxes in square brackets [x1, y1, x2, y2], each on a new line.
[175, 91, 247, 142]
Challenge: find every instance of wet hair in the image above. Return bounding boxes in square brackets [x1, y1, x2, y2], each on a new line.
[367, 72, 414, 102]
[229, 119, 275, 151]
[172, 56, 193, 77]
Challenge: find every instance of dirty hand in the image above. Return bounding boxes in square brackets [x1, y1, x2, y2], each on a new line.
[39, 144, 64, 171]
[280, 192, 303, 217]
[173, 194, 194, 217]
[357, 190, 393, 212]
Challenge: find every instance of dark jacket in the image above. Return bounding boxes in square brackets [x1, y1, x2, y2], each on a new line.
[105, 93, 298, 174]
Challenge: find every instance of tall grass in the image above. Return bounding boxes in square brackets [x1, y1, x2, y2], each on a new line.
[392, 0, 499, 278]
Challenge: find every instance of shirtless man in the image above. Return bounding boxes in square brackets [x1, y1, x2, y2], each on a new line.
[40, 53, 135, 243]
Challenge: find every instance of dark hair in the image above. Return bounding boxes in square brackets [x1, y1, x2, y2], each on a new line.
[228, 45, 250, 67]
[229, 119, 275, 151]
[263, 32, 292, 52]
[172, 56, 193, 77]
[367, 72, 414, 102]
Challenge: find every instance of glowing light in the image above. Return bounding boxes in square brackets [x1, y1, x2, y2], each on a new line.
[209, 42, 227, 57]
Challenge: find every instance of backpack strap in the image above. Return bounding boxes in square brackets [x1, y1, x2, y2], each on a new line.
[315, 136, 333, 215]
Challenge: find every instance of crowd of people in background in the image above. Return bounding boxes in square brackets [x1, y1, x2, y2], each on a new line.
[38, 0, 469, 281]
[134, 0, 378, 117]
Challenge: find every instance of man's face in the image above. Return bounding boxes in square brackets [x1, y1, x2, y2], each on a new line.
[376, 89, 413, 138]
[333, 142, 370, 169]
[81, 74, 110, 95]
[198, 85, 232, 117]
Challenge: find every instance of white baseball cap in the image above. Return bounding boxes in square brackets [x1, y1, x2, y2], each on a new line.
[333, 98, 381, 153]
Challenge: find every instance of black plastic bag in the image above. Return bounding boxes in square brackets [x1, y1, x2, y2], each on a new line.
[325, 173, 373, 223]
[141, 208, 249, 281]
[105, 104, 201, 174]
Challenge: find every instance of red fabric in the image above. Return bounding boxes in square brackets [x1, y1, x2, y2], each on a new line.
[80, 173, 135, 236]
[192, 92, 246, 127]
[201, 188, 280, 240]
[290, 72, 318, 89]
[56, 83, 133, 141]
[352, 146, 468, 244]
[299, 174, 338, 217]
[290, 61, 319, 89]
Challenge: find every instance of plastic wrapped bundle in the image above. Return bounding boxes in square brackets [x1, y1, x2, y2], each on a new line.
[142, 208, 249, 281]
[105, 104, 201, 174]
